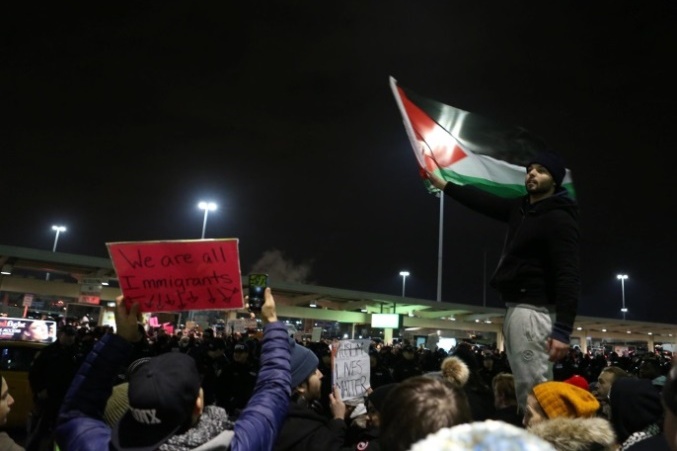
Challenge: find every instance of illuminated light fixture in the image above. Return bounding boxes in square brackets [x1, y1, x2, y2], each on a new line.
[309, 301, 317, 308]
[484, 320, 492, 324]
[648, 332, 653, 335]
[627, 330, 631, 334]
[475, 319, 480, 323]
[360, 308, 367, 313]
[101, 281, 109, 286]
[602, 329, 607, 332]
[577, 327, 582, 331]
[107, 302, 116, 307]
[0, 264, 12, 275]
[620, 307, 628, 313]
[408, 312, 414, 317]
[450, 317, 456, 321]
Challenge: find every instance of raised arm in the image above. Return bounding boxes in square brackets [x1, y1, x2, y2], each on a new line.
[231, 288, 291, 451]
[55, 298, 142, 451]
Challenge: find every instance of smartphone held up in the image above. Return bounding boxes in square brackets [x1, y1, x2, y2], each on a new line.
[248, 273, 268, 312]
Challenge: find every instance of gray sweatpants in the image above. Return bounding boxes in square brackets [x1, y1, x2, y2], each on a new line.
[503, 304, 554, 411]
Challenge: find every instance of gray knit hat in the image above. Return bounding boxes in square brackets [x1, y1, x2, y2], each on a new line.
[290, 338, 319, 388]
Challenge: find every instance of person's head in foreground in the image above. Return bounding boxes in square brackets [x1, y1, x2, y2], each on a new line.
[111, 352, 204, 450]
[492, 372, 518, 409]
[596, 366, 630, 400]
[664, 363, 677, 451]
[407, 420, 556, 451]
[289, 338, 321, 403]
[523, 381, 600, 428]
[0, 375, 15, 425]
[379, 376, 472, 451]
[365, 383, 398, 429]
[525, 150, 566, 201]
[609, 376, 664, 446]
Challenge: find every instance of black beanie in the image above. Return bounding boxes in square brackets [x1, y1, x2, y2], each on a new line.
[527, 151, 566, 187]
[609, 377, 663, 442]
[368, 383, 399, 413]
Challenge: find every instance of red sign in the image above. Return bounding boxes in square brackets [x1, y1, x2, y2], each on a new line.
[78, 295, 100, 305]
[107, 239, 244, 313]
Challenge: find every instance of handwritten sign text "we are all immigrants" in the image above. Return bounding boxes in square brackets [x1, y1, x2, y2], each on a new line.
[107, 239, 243, 313]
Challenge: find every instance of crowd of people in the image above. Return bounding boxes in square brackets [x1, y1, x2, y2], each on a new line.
[0, 294, 673, 451]
[0, 151, 670, 449]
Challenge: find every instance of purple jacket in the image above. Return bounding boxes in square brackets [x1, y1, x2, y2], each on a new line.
[55, 321, 291, 451]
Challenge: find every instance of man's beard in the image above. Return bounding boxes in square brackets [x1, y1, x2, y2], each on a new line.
[526, 181, 552, 195]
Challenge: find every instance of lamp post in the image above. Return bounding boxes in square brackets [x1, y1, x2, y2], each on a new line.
[399, 271, 410, 297]
[198, 201, 217, 239]
[46, 225, 66, 280]
[51, 225, 66, 252]
[617, 274, 629, 320]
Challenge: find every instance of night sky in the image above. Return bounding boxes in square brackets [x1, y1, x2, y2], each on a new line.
[4, 1, 676, 324]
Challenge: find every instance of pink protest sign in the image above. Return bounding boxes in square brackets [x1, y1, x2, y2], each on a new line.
[107, 239, 243, 313]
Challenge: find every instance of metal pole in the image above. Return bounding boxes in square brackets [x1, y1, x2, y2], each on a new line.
[47, 229, 62, 280]
[52, 230, 61, 252]
[621, 277, 626, 320]
[482, 246, 487, 307]
[437, 192, 444, 302]
[201, 210, 209, 239]
[401, 276, 406, 297]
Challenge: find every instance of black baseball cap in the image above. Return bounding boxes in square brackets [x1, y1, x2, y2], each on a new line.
[111, 353, 201, 450]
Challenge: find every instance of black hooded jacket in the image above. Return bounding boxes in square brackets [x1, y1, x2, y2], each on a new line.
[443, 182, 580, 342]
[274, 400, 347, 451]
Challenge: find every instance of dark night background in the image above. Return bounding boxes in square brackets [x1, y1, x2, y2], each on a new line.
[3, 1, 676, 324]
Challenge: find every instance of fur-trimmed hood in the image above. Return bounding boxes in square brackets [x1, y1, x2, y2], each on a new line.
[528, 417, 617, 451]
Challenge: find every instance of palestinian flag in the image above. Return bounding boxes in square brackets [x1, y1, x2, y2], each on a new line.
[390, 76, 575, 198]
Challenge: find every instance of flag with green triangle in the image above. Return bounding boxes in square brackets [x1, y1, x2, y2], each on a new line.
[390, 76, 575, 198]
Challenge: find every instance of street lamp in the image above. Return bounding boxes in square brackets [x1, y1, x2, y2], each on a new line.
[51, 225, 66, 252]
[617, 274, 629, 319]
[46, 225, 66, 280]
[399, 271, 410, 297]
[198, 201, 217, 239]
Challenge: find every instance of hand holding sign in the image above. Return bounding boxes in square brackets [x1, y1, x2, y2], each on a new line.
[329, 385, 347, 421]
[107, 239, 244, 313]
[115, 295, 143, 343]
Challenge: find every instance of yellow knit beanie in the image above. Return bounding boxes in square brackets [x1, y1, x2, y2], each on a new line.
[532, 381, 599, 419]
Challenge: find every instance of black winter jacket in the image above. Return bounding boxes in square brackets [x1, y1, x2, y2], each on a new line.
[443, 182, 580, 342]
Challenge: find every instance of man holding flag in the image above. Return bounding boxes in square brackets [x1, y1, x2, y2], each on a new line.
[390, 77, 581, 412]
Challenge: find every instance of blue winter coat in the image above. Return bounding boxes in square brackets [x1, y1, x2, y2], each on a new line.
[55, 322, 291, 451]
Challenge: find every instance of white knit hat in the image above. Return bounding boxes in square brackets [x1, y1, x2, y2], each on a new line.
[408, 420, 556, 451]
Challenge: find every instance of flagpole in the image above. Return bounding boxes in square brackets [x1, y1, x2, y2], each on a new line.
[437, 191, 444, 302]
[483, 245, 487, 307]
